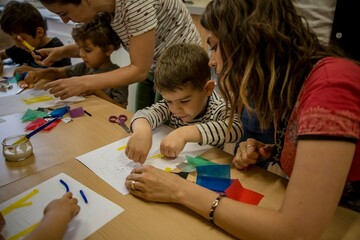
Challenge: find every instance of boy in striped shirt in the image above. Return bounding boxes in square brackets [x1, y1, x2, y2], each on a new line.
[125, 43, 243, 164]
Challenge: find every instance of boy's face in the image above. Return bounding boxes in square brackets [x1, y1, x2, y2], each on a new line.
[161, 82, 214, 123]
[77, 40, 110, 69]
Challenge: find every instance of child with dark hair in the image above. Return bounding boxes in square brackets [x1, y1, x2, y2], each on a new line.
[0, 1, 71, 74]
[25, 12, 128, 107]
[125, 43, 243, 163]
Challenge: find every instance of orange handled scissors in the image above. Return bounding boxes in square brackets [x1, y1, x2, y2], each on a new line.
[109, 114, 131, 133]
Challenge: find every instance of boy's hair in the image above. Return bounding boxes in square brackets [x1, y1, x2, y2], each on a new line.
[154, 43, 211, 92]
[0, 1, 47, 38]
[71, 12, 121, 51]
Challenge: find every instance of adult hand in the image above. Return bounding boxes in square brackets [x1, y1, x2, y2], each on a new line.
[160, 131, 186, 158]
[24, 71, 43, 85]
[14, 66, 36, 76]
[125, 132, 152, 164]
[44, 192, 80, 221]
[232, 138, 273, 170]
[44, 76, 87, 99]
[31, 47, 61, 67]
[126, 165, 185, 202]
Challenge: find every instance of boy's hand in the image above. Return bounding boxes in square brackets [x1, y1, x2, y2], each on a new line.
[160, 131, 186, 158]
[44, 192, 80, 222]
[126, 119, 153, 164]
[24, 71, 43, 85]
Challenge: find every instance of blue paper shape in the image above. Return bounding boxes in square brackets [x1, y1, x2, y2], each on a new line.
[196, 176, 232, 192]
[195, 165, 232, 192]
[196, 164, 230, 178]
[49, 106, 70, 117]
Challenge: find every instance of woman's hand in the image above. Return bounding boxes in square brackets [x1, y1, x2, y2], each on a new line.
[44, 76, 88, 99]
[232, 138, 274, 170]
[125, 165, 186, 202]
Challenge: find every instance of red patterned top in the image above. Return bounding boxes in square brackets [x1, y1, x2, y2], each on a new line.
[280, 57, 360, 181]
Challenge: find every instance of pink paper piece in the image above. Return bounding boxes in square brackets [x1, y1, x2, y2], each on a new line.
[225, 179, 264, 205]
[69, 106, 85, 118]
[25, 118, 61, 131]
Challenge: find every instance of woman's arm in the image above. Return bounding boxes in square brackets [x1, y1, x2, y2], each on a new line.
[44, 29, 156, 100]
[126, 139, 355, 239]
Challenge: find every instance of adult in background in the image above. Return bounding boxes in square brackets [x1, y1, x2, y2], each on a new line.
[34, 0, 201, 110]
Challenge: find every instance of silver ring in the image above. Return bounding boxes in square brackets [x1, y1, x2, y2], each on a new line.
[131, 180, 136, 190]
[246, 144, 256, 148]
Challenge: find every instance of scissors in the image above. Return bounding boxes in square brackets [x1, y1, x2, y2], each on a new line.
[109, 114, 131, 133]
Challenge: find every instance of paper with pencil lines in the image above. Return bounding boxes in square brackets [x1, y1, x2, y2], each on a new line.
[76, 125, 212, 195]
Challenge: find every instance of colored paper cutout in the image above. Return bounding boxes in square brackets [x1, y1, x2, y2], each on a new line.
[25, 118, 61, 131]
[49, 106, 69, 117]
[195, 165, 232, 192]
[22, 95, 54, 104]
[1, 189, 39, 216]
[21, 109, 47, 122]
[225, 179, 264, 205]
[69, 106, 85, 118]
[186, 155, 218, 167]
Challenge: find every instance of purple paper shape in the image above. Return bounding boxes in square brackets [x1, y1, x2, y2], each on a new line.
[69, 106, 85, 118]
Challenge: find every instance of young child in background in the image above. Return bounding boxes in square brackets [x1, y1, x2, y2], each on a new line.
[125, 43, 243, 164]
[0, 1, 71, 75]
[25, 12, 128, 108]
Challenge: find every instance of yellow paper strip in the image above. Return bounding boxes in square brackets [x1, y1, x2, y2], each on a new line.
[1, 189, 39, 215]
[117, 144, 126, 151]
[149, 153, 164, 159]
[9, 222, 39, 240]
[22, 96, 54, 104]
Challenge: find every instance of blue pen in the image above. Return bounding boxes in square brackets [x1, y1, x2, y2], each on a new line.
[59, 179, 70, 192]
[79, 190, 88, 204]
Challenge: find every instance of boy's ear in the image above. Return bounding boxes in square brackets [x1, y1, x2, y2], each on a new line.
[204, 79, 216, 96]
[35, 27, 45, 37]
[105, 45, 115, 56]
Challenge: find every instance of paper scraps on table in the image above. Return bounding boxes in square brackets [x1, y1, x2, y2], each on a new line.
[225, 179, 264, 205]
[196, 164, 232, 192]
[69, 106, 85, 118]
[25, 118, 61, 131]
[21, 109, 48, 122]
[22, 95, 55, 104]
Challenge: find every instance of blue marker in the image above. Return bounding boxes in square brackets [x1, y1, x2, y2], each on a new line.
[59, 179, 70, 192]
[79, 190, 88, 204]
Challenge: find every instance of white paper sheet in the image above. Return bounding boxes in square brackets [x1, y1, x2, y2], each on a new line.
[76, 125, 212, 195]
[0, 89, 85, 117]
[0, 173, 124, 240]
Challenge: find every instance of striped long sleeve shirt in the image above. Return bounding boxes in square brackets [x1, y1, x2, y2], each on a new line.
[131, 92, 243, 149]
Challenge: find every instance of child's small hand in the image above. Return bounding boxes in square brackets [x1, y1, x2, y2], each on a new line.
[44, 192, 80, 222]
[126, 132, 152, 164]
[160, 131, 186, 158]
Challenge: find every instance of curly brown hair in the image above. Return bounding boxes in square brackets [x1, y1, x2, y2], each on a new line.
[201, 0, 343, 129]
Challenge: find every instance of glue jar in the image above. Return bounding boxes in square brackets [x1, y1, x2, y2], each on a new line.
[2, 134, 33, 162]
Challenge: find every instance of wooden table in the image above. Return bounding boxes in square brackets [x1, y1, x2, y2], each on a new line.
[0, 148, 359, 239]
[0, 95, 133, 187]
[0, 96, 359, 239]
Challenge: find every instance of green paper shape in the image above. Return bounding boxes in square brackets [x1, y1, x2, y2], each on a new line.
[186, 155, 218, 167]
[21, 109, 48, 122]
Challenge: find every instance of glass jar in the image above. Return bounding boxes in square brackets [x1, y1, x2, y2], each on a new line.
[2, 134, 33, 162]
